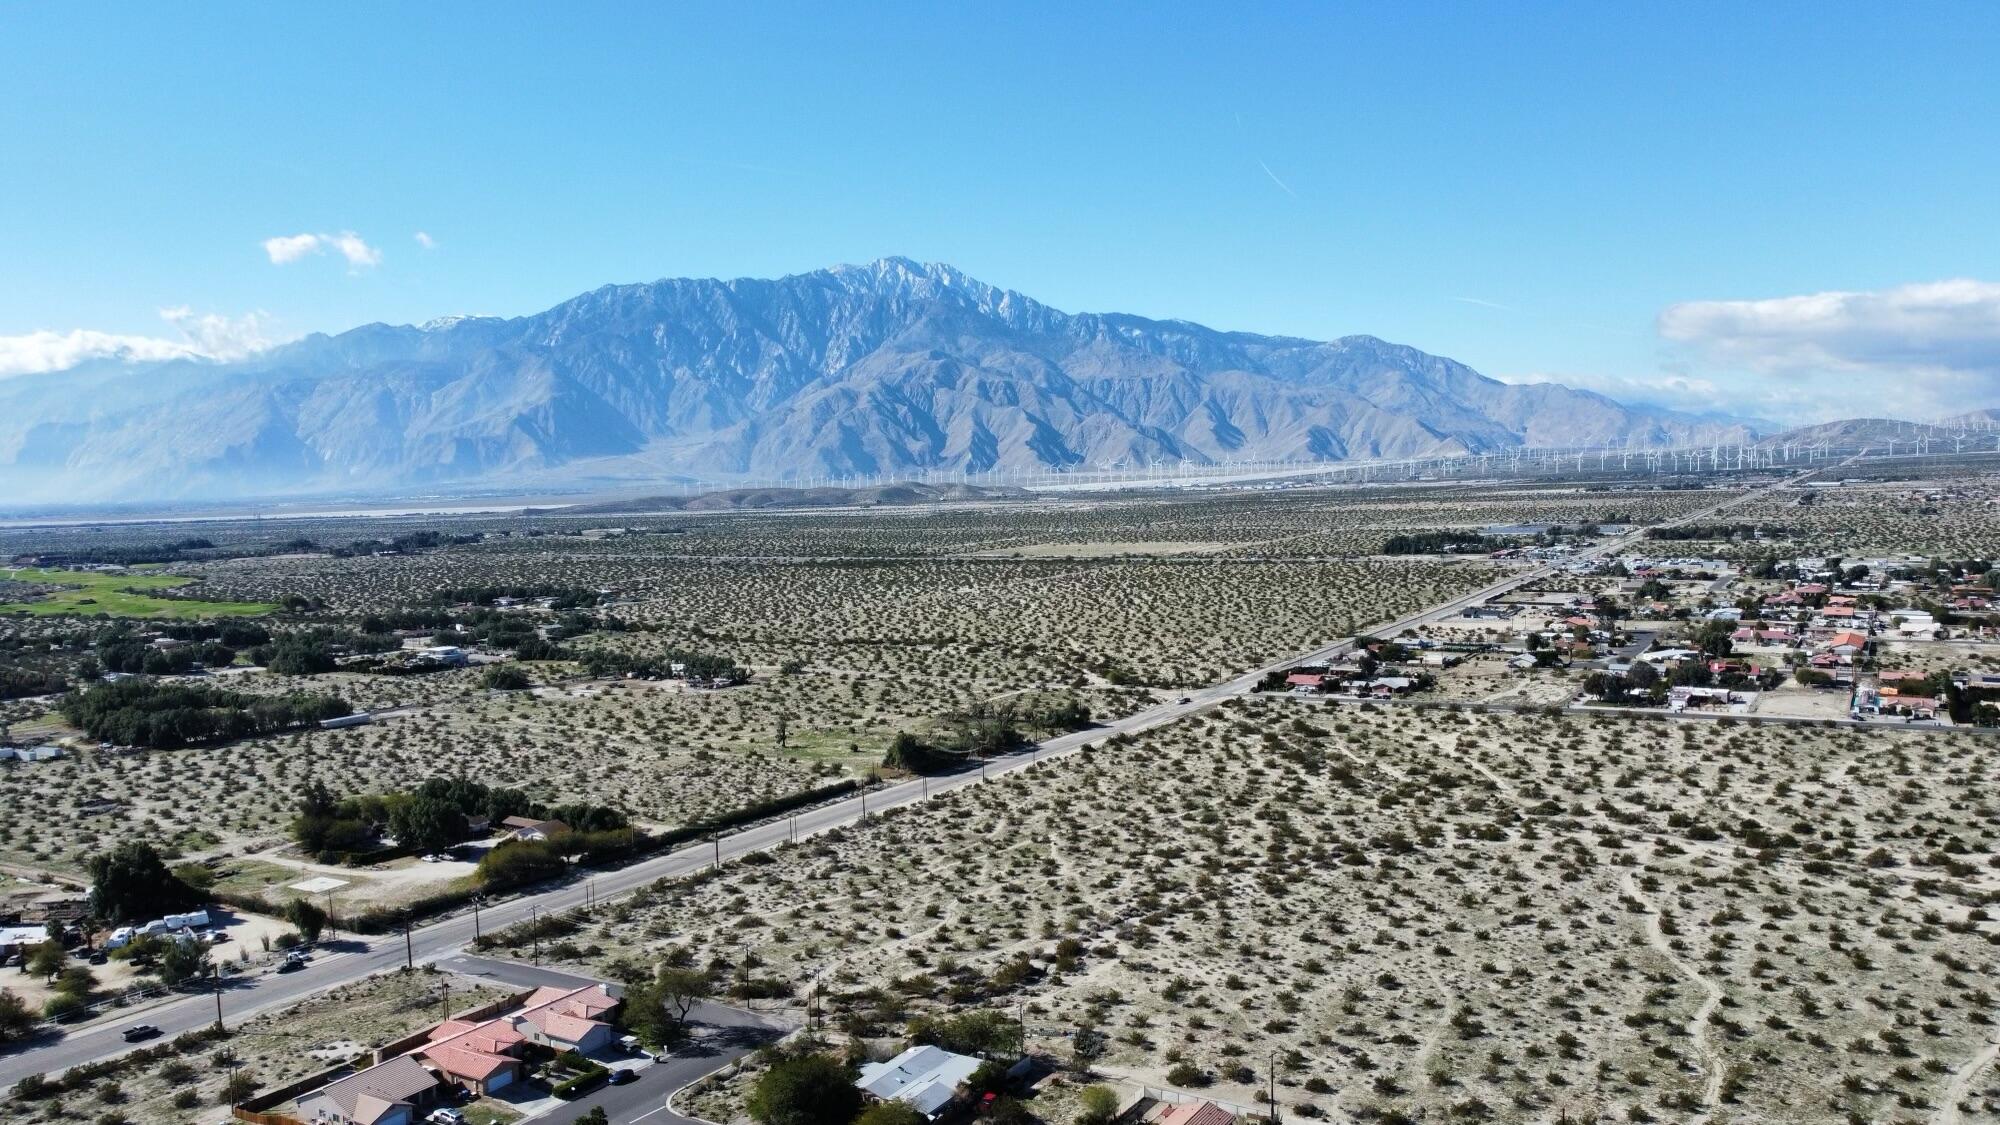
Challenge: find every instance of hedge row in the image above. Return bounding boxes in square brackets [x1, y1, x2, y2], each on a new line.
[552, 1063, 610, 1099]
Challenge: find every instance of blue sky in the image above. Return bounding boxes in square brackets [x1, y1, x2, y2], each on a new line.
[3, 2, 1997, 421]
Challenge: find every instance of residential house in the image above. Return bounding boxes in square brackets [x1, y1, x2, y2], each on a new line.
[297, 1055, 444, 1125]
[856, 1045, 985, 1120]
[1668, 686, 1740, 712]
[1283, 673, 1324, 694]
[512, 983, 620, 1054]
[501, 816, 571, 842]
[419, 1017, 527, 1095]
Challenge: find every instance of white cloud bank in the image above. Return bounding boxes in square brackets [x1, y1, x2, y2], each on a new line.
[0, 309, 275, 379]
[1659, 279, 2000, 420]
[261, 230, 383, 269]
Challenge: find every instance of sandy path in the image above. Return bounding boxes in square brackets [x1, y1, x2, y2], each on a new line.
[1933, 1038, 2000, 1125]
[1621, 870, 1726, 1114]
[1409, 969, 1458, 1091]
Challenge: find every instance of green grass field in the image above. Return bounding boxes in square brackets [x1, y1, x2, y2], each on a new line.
[0, 566, 277, 618]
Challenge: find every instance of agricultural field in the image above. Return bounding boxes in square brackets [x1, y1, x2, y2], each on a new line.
[0, 566, 276, 618]
[497, 698, 2000, 1125]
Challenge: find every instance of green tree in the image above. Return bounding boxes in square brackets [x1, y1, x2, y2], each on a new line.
[285, 898, 328, 945]
[158, 937, 211, 985]
[88, 841, 196, 924]
[52, 966, 95, 999]
[25, 941, 65, 979]
[482, 665, 531, 690]
[621, 964, 713, 1045]
[171, 862, 217, 893]
[389, 793, 466, 855]
[0, 989, 35, 1042]
[746, 1052, 860, 1125]
[572, 1110, 609, 1125]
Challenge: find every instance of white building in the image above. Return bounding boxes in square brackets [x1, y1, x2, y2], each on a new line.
[857, 1045, 984, 1119]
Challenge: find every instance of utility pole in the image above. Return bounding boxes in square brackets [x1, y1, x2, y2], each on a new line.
[441, 980, 450, 1021]
[713, 836, 721, 869]
[211, 965, 223, 1031]
[1269, 1050, 1279, 1124]
[472, 896, 482, 943]
[403, 914, 413, 969]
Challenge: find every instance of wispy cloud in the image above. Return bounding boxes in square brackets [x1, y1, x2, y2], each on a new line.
[0, 308, 276, 379]
[261, 230, 383, 270]
[1452, 296, 1513, 311]
[1257, 159, 1298, 199]
[413, 230, 437, 250]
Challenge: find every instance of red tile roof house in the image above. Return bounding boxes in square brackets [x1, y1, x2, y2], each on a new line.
[512, 983, 621, 1054]
[419, 1017, 530, 1095]
[1284, 673, 1324, 693]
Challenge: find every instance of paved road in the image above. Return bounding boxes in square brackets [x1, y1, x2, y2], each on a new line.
[436, 955, 788, 1125]
[0, 463, 1830, 1090]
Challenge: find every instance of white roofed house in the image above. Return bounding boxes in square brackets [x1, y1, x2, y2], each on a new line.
[856, 1045, 985, 1120]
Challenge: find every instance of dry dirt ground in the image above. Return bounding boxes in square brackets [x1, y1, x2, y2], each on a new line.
[491, 699, 2000, 1125]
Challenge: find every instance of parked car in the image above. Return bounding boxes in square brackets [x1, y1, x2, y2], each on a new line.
[607, 1068, 636, 1085]
[121, 1024, 160, 1042]
[276, 958, 304, 973]
[425, 1110, 466, 1125]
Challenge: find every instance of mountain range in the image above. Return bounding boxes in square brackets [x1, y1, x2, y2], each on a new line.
[0, 258, 1769, 505]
